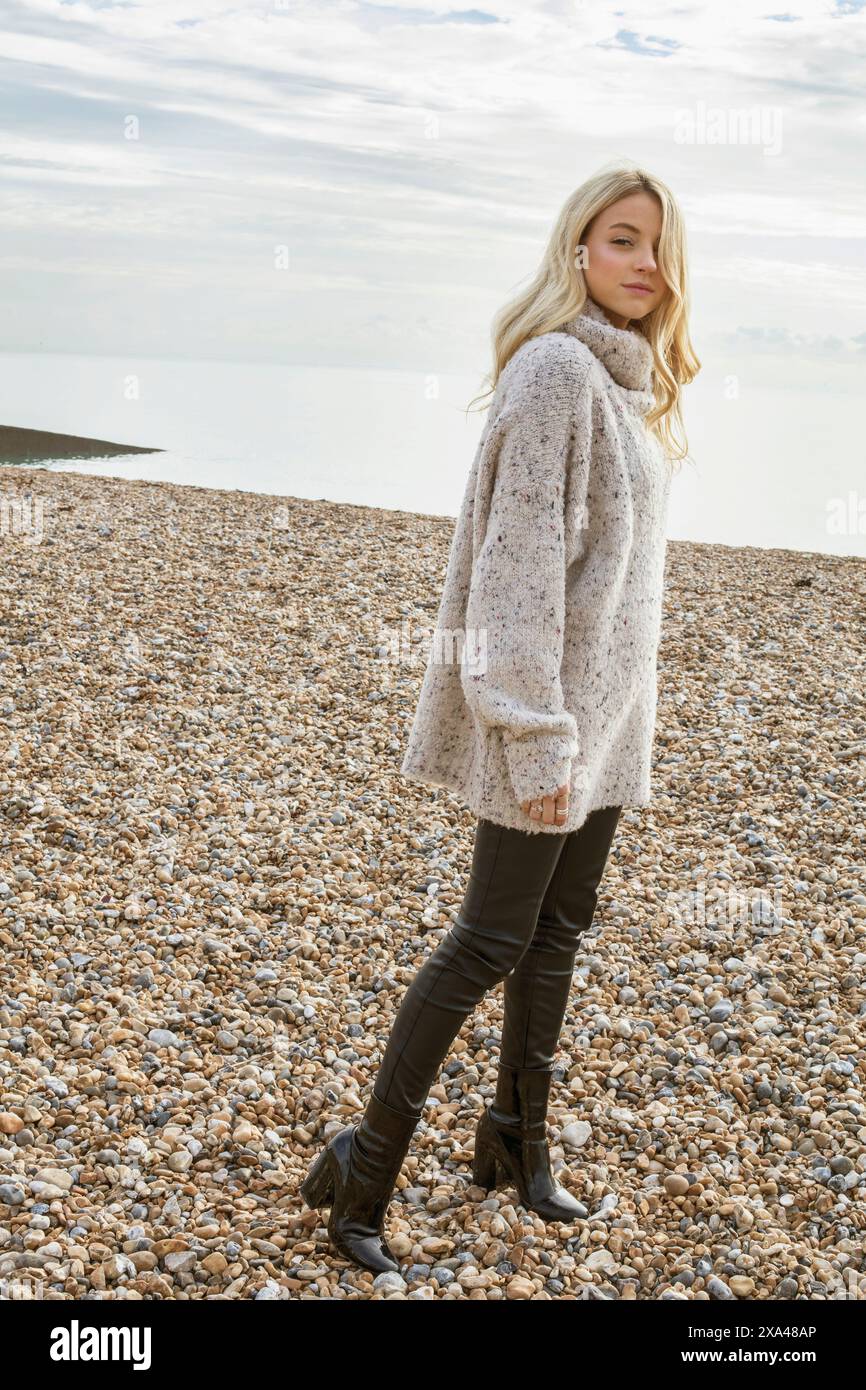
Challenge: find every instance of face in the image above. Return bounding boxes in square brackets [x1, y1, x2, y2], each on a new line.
[579, 191, 668, 330]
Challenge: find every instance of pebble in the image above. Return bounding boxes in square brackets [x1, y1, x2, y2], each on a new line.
[664, 1174, 690, 1197]
[32, 1168, 73, 1192]
[562, 1121, 592, 1150]
[585, 1250, 617, 1273]
[0, 466, 863, 1303]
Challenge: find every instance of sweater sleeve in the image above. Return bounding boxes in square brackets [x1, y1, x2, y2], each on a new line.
[459, 340, 590, 806]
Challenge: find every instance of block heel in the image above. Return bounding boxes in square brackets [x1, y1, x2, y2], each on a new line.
[299, 1147, 335, 1209]
[471, 1132, 499, 1190]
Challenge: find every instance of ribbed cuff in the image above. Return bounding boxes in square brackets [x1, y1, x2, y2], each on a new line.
[502, 732, 578, 806]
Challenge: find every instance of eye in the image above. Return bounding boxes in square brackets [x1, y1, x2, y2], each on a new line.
[612, 236, 660, 255]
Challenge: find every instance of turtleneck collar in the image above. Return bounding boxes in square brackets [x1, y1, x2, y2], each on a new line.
[558, 294, 654, 396]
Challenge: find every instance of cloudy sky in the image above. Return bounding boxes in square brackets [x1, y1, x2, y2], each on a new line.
[1, 0, 864, 372]
[1, 0, 864, 554]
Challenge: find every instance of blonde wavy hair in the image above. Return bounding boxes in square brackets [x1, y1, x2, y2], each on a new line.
[467, 163, 701, 468]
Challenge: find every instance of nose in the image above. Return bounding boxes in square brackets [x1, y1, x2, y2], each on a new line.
[635, 245, 658, 274]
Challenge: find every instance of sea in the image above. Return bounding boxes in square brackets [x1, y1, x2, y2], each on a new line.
[1, 349, 863, 559]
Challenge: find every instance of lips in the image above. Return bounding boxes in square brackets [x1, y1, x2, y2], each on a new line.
[623, 284, 653, 293]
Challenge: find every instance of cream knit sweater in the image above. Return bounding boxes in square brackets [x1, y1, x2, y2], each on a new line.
[400, 294, 673, 835]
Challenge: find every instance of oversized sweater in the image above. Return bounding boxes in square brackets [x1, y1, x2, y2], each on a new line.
[400, 294, 673, 835]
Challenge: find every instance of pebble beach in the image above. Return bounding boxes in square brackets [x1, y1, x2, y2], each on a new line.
[0, 463, 864, 1302]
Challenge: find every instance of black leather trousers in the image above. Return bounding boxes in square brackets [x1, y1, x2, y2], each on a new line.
[372, 805, 622, 1115]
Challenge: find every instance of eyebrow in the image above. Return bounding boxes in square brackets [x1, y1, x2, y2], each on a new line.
[609, 221, 659, 240]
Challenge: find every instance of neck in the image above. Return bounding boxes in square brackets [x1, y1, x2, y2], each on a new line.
[601, 306, 631, 331]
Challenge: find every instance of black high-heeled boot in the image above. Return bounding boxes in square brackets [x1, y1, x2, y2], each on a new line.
[299, 1091, 423, 1273]
[471, 1063, 587, 1221]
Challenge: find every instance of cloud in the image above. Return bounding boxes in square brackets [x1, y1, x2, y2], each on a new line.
[0, 0, 864, 364]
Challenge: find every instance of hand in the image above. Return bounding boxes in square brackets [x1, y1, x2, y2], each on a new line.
[520, 782, 569, 827]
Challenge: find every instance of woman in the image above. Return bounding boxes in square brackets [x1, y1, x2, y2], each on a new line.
[300, 164, 700, 1274]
